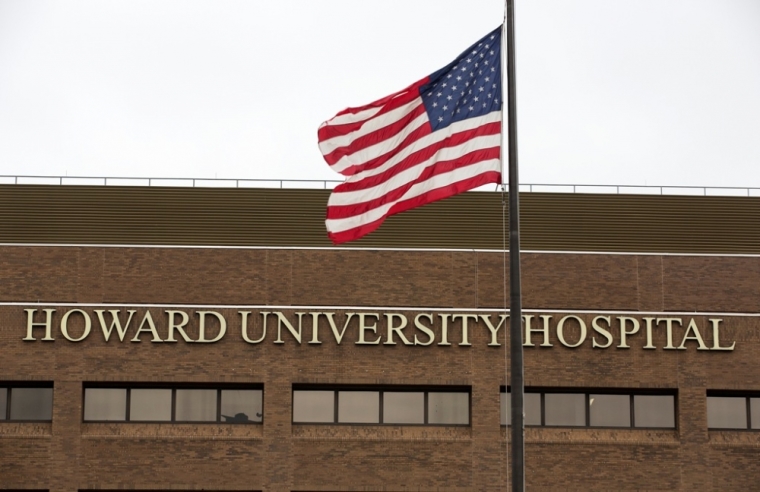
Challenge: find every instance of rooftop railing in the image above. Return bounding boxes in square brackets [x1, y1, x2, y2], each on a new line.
[1, 174, 759, 197]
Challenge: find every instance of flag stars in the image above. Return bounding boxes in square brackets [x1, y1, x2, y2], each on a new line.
[420, 29, 500, 131]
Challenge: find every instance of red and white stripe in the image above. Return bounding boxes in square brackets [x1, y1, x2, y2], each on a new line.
[318, 78, 501, 244]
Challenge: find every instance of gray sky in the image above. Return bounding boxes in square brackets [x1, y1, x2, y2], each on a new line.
[1, 0, 759, 188]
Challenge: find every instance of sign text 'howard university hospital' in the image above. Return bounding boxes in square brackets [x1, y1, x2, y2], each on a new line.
[21, 307, 736, 352]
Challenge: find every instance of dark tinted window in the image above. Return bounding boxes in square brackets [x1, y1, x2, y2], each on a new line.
[176, 389, 216, 422]
[83, 386, 262, 423]
[502, 389, 675, 429]
[84, 388, 127, 421]
[338, 391, 379, 423]
[0, 388, 6, 421]
[633, 395, 675, 428]
[292, 390, 334, 423]
[705, 394, 760, 430]
[10, 388, 53, 421]
[590, 394, 631, 427]
[501, 392, 541, 425]
[383, 392, 424, 424]
[294, 387, 469, 425]
[428, 392, 469, 424]
[545, 393, 585, 426]
[130, 389, 172, 421]
[221, 390, 263, 423]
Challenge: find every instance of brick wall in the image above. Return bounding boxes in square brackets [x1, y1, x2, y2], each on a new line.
[0, 245, 759, 491]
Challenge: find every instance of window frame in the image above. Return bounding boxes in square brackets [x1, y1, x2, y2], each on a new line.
[82, 383, 264, 424]
[0, 382, 54, 423]
[706, 391, 760, 431]
[292, 385, 471, 426]
[501, 387, 678, 430]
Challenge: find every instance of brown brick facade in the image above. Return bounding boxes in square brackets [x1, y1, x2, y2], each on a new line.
[1, 244, 759, 491]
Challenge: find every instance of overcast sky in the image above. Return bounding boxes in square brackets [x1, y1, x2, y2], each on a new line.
[1, 0, 759, 188]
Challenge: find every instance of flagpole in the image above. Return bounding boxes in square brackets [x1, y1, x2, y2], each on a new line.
[505, 0, 525, 490]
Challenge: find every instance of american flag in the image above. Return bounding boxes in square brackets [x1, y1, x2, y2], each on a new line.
[318, 26, 503, 244]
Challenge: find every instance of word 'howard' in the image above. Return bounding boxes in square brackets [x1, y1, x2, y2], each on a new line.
[21, 308, 736, 351]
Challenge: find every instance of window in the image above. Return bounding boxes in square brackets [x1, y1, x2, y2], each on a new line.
[292, 386, 470, 425]
[83, 385, 263, 423]
[707, 393, 760, 430]
[501, 388, 676, 429]
[0, 385, 53, 421]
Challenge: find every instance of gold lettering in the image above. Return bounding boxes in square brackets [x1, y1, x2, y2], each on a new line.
[591, 316, 613, 348]
[95, 309, 136, 342]
[643, 317, 657, 349]
[556, 315, 586, 348]
[23, 308, 56, 341]
[384, 313, 412, 345]
[60, 309, 92, 342]
[524, 315, 553, 347]
[325, 312, 354, 345]
[617, 316, 640, 349]
[451, 314, 476, 346]
[165, 310, 193, 343]
[438, 314, 452, 346]
[678, 318, 708, 350]
[656, 318, 681, 350]
[241, 311, 266, 344]
[480, 314, 509, 347]
[130, 311, 163, 343]
[413, 313, 435, 346]
[710, 318, 735, 351]
[356, 313, 381, 345]
[196, 311, 226, 343]
[308, 312, 322, 344]
[274, 312, 303, 344]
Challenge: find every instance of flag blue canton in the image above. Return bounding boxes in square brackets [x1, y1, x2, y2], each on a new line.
[419, 26, 502, 132]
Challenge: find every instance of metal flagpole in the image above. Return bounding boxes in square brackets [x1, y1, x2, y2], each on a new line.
[505, 0, 525, 490]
